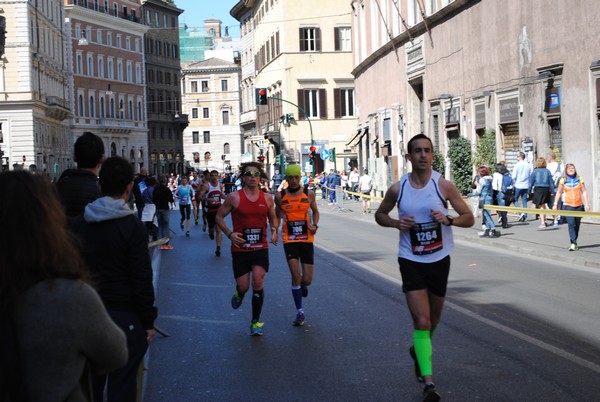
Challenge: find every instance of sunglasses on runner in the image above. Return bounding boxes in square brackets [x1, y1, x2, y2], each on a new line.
[243, 170, 261, 177]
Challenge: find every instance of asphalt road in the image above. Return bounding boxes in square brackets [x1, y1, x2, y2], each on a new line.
[143, 205, 600, 401]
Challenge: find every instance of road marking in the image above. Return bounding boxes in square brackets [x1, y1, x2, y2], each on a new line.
[160, 315, 235, 324]
[316, 242, 600, 376]
[169, 282, 229, 288]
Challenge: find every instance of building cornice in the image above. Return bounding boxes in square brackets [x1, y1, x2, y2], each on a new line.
[141, 0, 184, 15]
[64, 6, 150, 36]
[351, 0, 480, 78]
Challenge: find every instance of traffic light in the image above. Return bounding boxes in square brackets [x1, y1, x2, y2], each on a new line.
[0, 16, 5, 57]
[256, 88, 268, 105]
[309, 145, 317, 160]
[258, 155, 265, 163]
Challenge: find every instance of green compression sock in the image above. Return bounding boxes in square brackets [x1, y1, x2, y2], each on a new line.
[413, 329, 433, 377]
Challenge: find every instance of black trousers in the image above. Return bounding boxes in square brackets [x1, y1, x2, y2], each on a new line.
[93, 310, 148, 402]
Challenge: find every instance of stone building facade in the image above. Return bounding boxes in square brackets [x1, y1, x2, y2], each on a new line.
[181, 57, 243, 174]
[0, 0, 72, 177]
[230, 0, 356, 177]
[64, 0, 149, 173]
[142, 0, 188, 177]
[351, 0, 600, 209]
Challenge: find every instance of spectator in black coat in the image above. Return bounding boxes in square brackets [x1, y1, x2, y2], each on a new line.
[70, 157, 157, 402]
[56, 132, 104, 218]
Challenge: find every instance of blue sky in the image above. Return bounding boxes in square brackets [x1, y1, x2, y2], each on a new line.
[175, 0, 241, 37]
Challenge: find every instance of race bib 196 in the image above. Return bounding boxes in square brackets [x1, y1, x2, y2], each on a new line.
[286, 220, 308, 240]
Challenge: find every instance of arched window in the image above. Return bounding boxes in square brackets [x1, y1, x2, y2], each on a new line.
[100, 97, 105, 118]
[89, 96, 95, 118]
[78, 94, 84, 117]
[110, 98, 115, 118]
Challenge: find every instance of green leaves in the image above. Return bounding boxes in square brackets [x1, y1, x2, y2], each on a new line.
[448, 136, 472, 195]
[472, 129, 497, 172]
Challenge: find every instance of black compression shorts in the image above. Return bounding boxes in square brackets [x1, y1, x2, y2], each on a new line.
[283, 242, 314, 264]
[397, 255, 450, 297]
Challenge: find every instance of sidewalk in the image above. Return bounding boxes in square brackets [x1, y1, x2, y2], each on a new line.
[317, 196, 600, 269]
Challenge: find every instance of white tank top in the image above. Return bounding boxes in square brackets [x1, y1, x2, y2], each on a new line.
[396, 171, 453, 263]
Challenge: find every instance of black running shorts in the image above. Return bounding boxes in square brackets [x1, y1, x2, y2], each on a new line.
[397, 256, 450, 297]
[232, 249, 269, 278]
[206, 211, 217, 229]
[283, 242, 314, 264]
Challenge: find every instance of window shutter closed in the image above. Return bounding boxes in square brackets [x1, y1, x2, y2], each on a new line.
[299, 29, 305, 51]
[334, 28, 340, 51]
[297, 90, 306, 120]
[333, 89, 341, 118]
[315, 28, 321, 51]
[319, 89, 327, 119]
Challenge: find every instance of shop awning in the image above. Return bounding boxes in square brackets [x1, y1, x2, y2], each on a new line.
[347, 127, 368, 147]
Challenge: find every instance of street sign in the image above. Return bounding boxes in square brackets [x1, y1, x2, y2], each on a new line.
[320, 149, 330, 160]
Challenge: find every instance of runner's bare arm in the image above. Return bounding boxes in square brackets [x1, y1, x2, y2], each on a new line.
[440, 178, 474, 228]
[375, 182, 402, 230]
[308, 190, 320, 233]
[266, 194, 279, 245]
[197, 183, 208, 202]
[216, 192, 244, 247]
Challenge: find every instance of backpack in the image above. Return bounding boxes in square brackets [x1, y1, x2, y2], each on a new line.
[501, 174, 514, 194]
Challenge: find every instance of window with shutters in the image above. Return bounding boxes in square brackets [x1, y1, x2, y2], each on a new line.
[299, 27, 321, 52]
[297, 89, 326, 119]
[334, 88, 355, 117]
[334, 27, 352, 51]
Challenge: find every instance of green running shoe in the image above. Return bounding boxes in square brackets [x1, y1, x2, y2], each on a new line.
[250, 321, 264, 336]
[231, 289, 244, 309]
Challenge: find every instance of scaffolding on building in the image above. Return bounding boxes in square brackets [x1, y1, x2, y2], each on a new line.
[179, 25, 215, 63]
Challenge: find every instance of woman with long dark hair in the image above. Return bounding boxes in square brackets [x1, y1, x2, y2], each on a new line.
[0, 171, 127, 402]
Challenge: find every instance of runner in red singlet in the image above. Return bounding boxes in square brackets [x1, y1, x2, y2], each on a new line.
[216, 162, 279, 336]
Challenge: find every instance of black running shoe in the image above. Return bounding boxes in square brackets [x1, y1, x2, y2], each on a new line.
[215, 247, 221, 257]
[209, 233, 215, 240]
[180, 220, 184, 229]
[422, 383, 440, 402]
[301, 283, 308, 298]
[292, 312, 305, 326]
[409, 346, 425, 383]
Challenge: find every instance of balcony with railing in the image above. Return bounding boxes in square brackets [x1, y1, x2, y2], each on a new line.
[45, 96, 72, 121]
[65, 0, 143, 24]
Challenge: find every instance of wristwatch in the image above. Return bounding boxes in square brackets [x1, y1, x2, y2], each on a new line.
[444, 216, 454, 226]
[313, 224, 319, 229]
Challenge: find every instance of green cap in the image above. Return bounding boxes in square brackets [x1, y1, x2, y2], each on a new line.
[285, 164, 302, 177]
